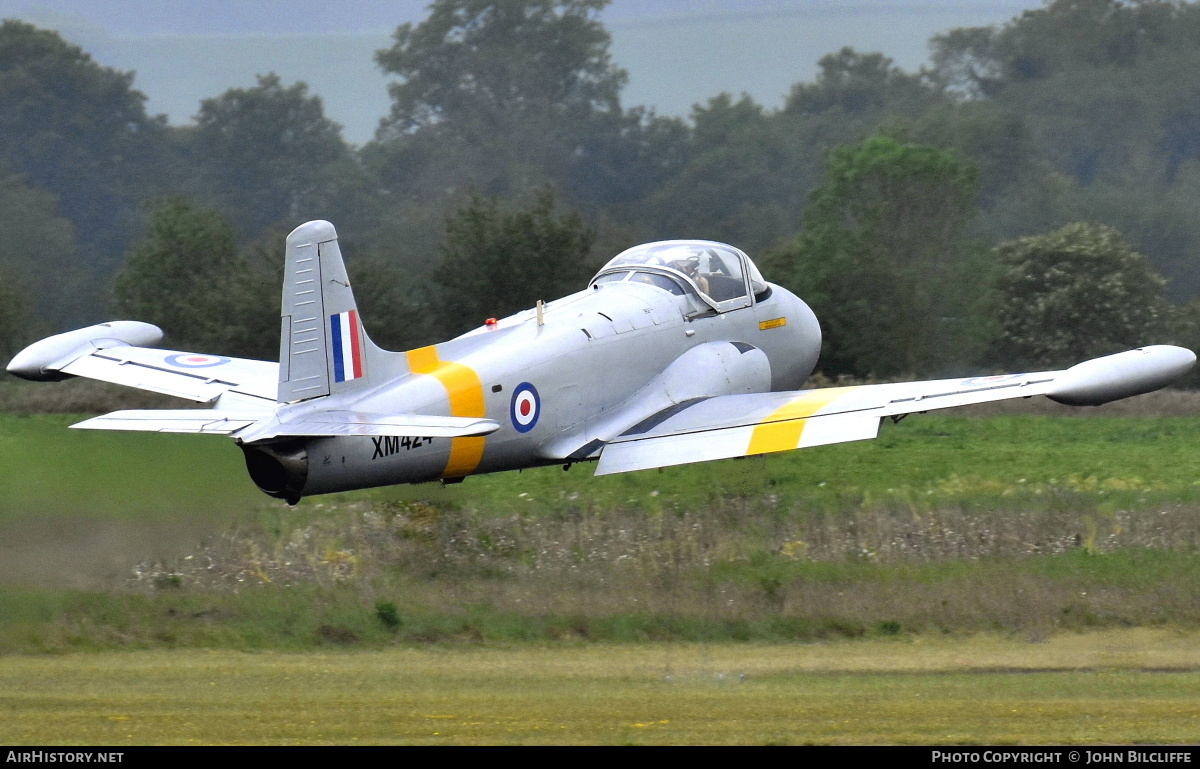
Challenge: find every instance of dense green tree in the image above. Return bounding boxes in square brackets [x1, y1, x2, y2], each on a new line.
[348, 256, 436, 352]
[191, 74, 370, 241]
[641, 49, 951, 254]
[0, 265, 29, 358]
[926, 1, 1200, 298]
[904, 103, 1038, 206]
[931, 1, 1200, 180]
[929, 0, 1182, 97]
[563, 105, 690, 212]
[368, 0, 631, 202]
[376, 0, 623, 135]
[993, 222, 1173, 368]
[0, 21, 172, 273]
[766, 136, 990, 378]
[113, 198, 278, 357]
[0, 169, 79, 332]
[785, 48, 943, 119]
[642, 94, 798, 251]
[431, 190, 594, 335]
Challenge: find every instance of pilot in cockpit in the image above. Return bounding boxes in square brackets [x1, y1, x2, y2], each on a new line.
[671, 255, 710, 296]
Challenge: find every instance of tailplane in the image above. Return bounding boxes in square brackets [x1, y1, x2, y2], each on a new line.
[278, 220, 387, 403]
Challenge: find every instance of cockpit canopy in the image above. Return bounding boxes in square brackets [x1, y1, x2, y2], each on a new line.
[591, 241, 769, 311]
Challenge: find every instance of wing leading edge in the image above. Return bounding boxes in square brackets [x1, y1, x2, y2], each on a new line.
[595, 346, 1195, 476]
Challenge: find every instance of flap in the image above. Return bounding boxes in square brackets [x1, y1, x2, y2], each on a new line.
[596, 412, 882, 475]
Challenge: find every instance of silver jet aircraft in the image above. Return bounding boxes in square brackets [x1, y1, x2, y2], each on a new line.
[8, 220, 1196, 503]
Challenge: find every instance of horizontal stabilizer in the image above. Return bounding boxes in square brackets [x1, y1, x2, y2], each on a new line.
[74, 408, 501, 439]
[257, 411, 501, 439]
[72, 410, 266, 434]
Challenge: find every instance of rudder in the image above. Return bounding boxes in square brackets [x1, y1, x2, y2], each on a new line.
[277, 220, 384, 403]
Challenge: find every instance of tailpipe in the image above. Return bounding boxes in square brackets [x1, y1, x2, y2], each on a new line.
[240, 440, 309, 505]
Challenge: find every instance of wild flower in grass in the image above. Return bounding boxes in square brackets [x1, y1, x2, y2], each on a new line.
[929, 474, 1019, 500]
[1062, 475, 1127, 493]
[777, 537, 806, 561]
[320, 548, 357, 580]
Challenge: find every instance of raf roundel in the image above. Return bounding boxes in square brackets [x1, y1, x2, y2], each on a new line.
[165, 353, 230, 369]
[509, 382, 540, 433]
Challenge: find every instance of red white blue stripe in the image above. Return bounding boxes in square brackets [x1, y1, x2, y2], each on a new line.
[330, 310, 364, 383]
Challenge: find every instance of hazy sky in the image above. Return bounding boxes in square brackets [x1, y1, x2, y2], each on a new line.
[0, 1, 1036, 144]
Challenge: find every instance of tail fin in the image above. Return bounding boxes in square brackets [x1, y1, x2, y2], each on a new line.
[277, 220, 386, 403]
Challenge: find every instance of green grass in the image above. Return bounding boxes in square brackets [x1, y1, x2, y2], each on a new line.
[4, 413, 1200, 654]
[0, 414, 260, 521]
[383, 415, 1200, 516]
[4, 548, 1200, 653]
[5, 412, 1200, 743]
[3, 413, 1200, 522]
[3, 632, 1200, 744]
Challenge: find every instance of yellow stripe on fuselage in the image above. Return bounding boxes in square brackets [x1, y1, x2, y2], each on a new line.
[406, 346, 487, 478]
[746, 387, 861, 455]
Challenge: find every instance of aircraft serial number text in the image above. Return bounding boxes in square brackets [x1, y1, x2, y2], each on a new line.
[371, 435, 433, 459]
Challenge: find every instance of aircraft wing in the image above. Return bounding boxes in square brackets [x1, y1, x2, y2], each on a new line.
[58, 345, 278, 403]
[6, 321, 277, 404]
[595, 346, 1195, 476]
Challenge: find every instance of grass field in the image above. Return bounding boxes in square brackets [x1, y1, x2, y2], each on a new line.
[3, 411, 1200, 647]
[3, 411, 1200, 522]
[2, 631, 1199, 745]
[4, 406, 1200, 743]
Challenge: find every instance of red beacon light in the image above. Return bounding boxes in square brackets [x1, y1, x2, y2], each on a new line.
[485, 318, 498, 327]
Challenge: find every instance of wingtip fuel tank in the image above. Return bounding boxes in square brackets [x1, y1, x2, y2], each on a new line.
[6, 321, 164, 381]
[1046, 345, 1196, 406]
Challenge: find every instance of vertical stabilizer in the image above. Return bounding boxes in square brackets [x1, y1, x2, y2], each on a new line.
[278, 220, 382, 403]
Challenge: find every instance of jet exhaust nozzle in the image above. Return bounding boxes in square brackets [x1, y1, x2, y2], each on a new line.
[241, 441, 309, 505]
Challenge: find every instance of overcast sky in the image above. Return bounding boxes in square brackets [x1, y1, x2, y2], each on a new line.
[0, 1, 1035, 144]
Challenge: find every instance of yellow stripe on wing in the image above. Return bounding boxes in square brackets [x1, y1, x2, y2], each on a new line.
[746, 386, 861, 455]
[406, 346, 487, 478]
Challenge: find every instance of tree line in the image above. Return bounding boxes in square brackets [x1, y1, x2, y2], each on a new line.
[1, 0, 1197, 380]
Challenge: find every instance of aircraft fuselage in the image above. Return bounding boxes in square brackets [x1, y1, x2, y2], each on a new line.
[243, 278, 820, 500]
